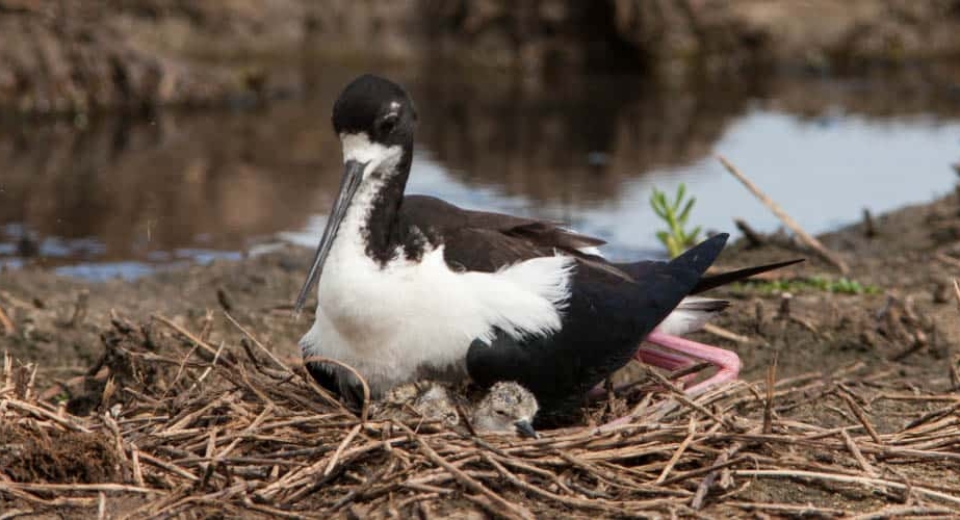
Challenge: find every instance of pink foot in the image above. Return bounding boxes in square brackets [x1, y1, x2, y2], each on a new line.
[600, 331, 742, 429]
[644, 330, 742, 396]
[598, 332, 742, 428]
[634, 345, 701, 388]
[634, 344, 696, 371]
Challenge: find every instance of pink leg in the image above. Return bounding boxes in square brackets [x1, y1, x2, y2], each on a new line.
[634, 345, 696, 371]
[644, 330, 742, 396]
[634, 345, 700, 388]
[599, 332, 742, 429]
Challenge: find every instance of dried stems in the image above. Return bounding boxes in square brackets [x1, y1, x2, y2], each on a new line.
[953, 279, 960, 311]
[0, 301, 15, 336]
[1, 317, 959, 517]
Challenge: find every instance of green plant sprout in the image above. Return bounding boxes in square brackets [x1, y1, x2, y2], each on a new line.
[650, 183, 702, 258]
[733, 277, 881, 295]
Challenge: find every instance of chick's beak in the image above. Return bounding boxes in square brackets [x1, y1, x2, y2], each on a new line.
[514, 419, 538, 439]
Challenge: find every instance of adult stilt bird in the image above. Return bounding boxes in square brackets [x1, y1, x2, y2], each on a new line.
[295, 74, 800, 423]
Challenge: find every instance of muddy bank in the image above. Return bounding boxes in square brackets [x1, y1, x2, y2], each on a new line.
[0, 0, 422, 113]
[5, 1, 960, 112]
[615, 0, 960, 75]
[0, 1, 295, 113]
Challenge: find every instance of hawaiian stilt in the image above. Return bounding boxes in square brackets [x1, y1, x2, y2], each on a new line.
[295, 74, 801, 425]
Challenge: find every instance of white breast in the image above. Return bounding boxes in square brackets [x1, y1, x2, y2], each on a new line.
[299, 214, 574, 396]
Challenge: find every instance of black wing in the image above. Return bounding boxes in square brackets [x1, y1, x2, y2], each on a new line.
[399, 195, 608, 272]
[467, 234, 730, 424]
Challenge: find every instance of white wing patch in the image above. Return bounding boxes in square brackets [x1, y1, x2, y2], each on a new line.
[466, 255, 575, 341]
[656, 296, 728, 336]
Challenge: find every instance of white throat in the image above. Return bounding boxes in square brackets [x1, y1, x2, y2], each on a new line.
[328, 131, 406, 260]
[340, 132, 402, 178]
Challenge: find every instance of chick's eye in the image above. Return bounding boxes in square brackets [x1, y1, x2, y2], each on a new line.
[495, 409, 507, 416]
[377, 114, 399, 135]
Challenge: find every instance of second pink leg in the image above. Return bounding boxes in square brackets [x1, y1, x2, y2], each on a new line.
[633, 345, 700, 388]
[644, 331, 742, 396]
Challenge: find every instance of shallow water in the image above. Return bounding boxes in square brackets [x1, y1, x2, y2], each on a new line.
[1, 67, 959, 279]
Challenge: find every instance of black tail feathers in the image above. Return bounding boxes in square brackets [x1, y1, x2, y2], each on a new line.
[693, 258, 804, 294]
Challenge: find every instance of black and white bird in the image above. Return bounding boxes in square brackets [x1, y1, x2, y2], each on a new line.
[296, 74, 800, 424]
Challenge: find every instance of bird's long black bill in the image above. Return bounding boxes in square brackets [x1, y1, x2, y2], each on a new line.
[293, 160, 366, 317]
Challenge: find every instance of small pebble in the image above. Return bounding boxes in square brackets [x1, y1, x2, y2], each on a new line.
[933, 281, 949, 304]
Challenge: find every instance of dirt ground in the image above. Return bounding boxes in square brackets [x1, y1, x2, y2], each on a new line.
[1, 185, 959, 517]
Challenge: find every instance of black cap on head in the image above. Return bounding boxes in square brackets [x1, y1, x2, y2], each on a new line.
[332, 74, 418, 146]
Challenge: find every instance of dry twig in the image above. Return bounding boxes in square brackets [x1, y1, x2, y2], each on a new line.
[0, 303, 14, 335]
[718, 155, 850, 274]
[953, 279, 960, 311]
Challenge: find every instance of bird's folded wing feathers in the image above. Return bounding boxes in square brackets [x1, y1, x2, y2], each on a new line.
[401, 195, 612, 273]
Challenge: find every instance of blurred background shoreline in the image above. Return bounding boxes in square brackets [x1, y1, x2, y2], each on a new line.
[6, 1, 960, 114]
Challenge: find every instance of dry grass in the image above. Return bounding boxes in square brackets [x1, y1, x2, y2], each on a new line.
[1, 314, 959, 518]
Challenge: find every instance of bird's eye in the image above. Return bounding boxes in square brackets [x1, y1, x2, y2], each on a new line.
[377, 113, 399, 135]
[495, 409, 507, 416]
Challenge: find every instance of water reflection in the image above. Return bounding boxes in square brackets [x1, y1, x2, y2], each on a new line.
[1, 67, 960, 279]
[413, 75, 752, 206]
[0, 103, 343, 278]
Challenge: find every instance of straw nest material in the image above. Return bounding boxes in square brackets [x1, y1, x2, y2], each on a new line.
[1, 313, 959, 519]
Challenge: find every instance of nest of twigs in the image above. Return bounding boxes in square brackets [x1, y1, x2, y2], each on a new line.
[1, 313, 959, 519]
